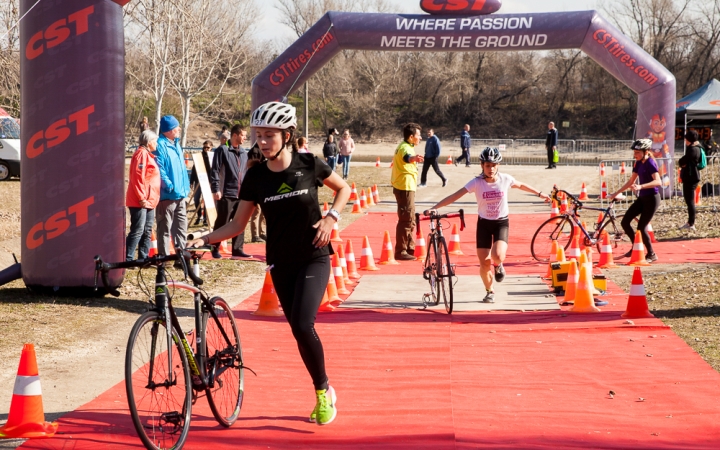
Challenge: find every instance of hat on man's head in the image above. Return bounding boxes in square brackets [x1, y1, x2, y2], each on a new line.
[159, 115, 180, 133]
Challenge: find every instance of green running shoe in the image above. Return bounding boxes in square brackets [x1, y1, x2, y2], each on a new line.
[309, 385, 337, 425]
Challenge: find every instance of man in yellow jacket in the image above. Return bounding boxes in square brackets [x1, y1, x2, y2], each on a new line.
[391, 123, 425, 260]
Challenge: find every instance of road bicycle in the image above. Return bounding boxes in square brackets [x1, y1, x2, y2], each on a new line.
[94, 248, 248, 450]
[530, 187, 630, 262]
[416, 209, 465, 314]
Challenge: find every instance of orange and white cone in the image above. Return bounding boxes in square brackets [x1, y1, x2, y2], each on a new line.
[345, 240, 361, 279]
[627, 230, 650, 266]
[219, 239, 230, 255]
[330, 220, 343, 243]
[378, 231, 400, 265]
[349, 182, 358, 201]
[596, 212, 604, 229]
[600, 162, 606, 177]
[695, 185, 702, 205]
[351, 197, 363, 214]
[372, 184, 380, 204]
[559, 193, 568, 213]
[366, 188, 375, 206]
[597, 231, 618, 269]
[148, 231, 158, 257]
[570, 262, 601, 313]
[326, 269, 341, 304]
[375, 157, 381, 167]
[360, 189, 368, 209]
[622, 267, 654, 319]
[0, 344, 58, 439]
[448, 223, 463, 255]
[359, 236, 380, 271]
[578, 182, 589, 200]
[620, 161, 626, 175]
[562, 259, 579, 304]
[550, 200, 559, 218]
[322, 202, 329, 217]
[252, 271, 284, 316]
[566, 233, 581, 260]
[545, 240, 559, 279]
[646, 222, 658, 243]
[446, 155, 453, 164]
[337, 244, 353, 285]
[318, 289, 336, 312]
[332, 253, 351, 294]
[414, 224, 426, 262]
[601, 181, 607, 199]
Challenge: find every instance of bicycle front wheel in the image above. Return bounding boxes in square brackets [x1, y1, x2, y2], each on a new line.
[531, 216, 574, 262]
[424, 236, 440, 305]
[126, 311, 192, 450]
[436, 237, 454, 314]
[203, 297, 244, 427]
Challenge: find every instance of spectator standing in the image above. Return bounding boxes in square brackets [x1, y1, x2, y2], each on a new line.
[678, 129, 702, 231]
[391, 123, 425, 260]
[323, 134, 339, 170]
[338, 129, 355, 179]
[210, 125, 251, 259]
[247, 142, 267, 242]
[419, 128, 447, 187]
[125, 130, 161, 261]
[190, 140, 213, 226]
[153, 115, 191, 259]
[138, 116, 150, 135]
[545, 122, 558, 169]
[455, 124, 472, 167]
[297, 136, 310, 153]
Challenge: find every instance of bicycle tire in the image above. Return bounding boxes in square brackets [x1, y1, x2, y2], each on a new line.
[203, 297, 244, 427]
[597, 215, 632, 259]
[531, 216, 574, 262]
[424, 236, 440, 305]
[126, 311, 192, 450]
[436, 237, 454, 314]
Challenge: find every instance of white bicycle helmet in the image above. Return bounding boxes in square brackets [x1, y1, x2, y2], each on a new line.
[480, 147, 503, 163]
[251, 101, 297, 129]
[630, 138, 652, 151]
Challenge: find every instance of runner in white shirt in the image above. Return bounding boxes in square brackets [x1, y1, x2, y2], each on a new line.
[425, 147, 550, 303]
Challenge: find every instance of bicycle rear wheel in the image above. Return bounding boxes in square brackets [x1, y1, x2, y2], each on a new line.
[126, 311, 191, 450]
[531, 216, 574, 262]
[423, 236, 440, 305]
[597, 215, 632, 259]
[436, 237, 454, 314]
[203, 297, 243, 427]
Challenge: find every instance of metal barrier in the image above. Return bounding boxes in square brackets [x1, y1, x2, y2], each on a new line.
[511, 139, 575, 165]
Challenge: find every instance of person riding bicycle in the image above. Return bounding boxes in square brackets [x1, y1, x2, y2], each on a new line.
[607, 138, 661, 262]
[425, 147, 550, 303]
[188, 101, 351, 425]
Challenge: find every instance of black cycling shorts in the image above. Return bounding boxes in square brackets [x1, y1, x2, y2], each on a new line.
[476, 216, 509, 249]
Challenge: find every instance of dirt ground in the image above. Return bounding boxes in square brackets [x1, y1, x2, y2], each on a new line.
[1, 145, 719, 448]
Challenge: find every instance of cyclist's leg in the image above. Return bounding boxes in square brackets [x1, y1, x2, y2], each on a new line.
[490, 218, 509, 266]
[476, 217, 494, 292]
[636, 194, 660, 255]
[620, 197, 644, 243]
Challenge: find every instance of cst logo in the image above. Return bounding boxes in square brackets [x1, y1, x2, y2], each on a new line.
[26, 105, 95, 159]
[25, 6, 94, 60]
[26, 196, 95, 250]
[420, 0, 502, 15]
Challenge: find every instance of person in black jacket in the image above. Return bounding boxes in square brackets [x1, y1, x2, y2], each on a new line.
[678, 129, 702, 231]
[209, 124, 250, 258]
[322, 134, 339, 170]
[545, 122, 558, 169]
[419, 128, 447, 187]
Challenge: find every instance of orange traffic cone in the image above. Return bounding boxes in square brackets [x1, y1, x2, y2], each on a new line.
[622, 267, 655, 319]
[0, 344, 58, 439]
[596, 212, 604, 230]
[322, 202, 329, 217]
[326, 269, 341, 304]
[330, 220, 343, 243]
[375, 157, 381, 167]
[366, 188, 375, 206]
[349, 182, 358, 201]
[148, 231, 158, 257]
[378, 231, 400, 265]
[627, 230, 650, 266]
[318, 289, 336, 312]
[597, 231, 619, 268]
[252, 272, 284, 316]
[660, 165, 670, 187]
[566, 233, 581, 260]
[563, 259, 579, 303]
[559, 192, 568, 213]
[446, 155, 453, 165]
[556, 245, 566, 263]
[337, 244, 353, 285]
[372, 184, 380, 204]
[646, 222, 658, 243]
[414, 224, 426, 262]
[578, 182, 589, 200]
[600, 162, 605, 177]
[219, 239, 230, 255]
[359, 189, 368, 209]
[351, 197, 363, 214]
[332, 253, 351, 294]
[620, 161, 626, 175]
[345, 240, 361, 279]
[545, 240, 559, 279]
[550, 200, 559, 218]
[359, 236, 380, 271]
[601, 181, 607, 199]
[448, 223, 463, 255]
[695, 185, 701, 205]
[570, 263, 601, 313]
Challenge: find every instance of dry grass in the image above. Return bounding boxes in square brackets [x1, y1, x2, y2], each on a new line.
[0, 180, 20, 241]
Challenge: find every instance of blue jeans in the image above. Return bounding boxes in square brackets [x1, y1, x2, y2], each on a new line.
[126, 207, 155, 261]
[325, 156, 337, 170]
[338, 154, 352, 178]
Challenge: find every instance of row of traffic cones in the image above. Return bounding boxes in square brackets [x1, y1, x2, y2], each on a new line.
[549, 227, 655, 272]
[346, 183, 381, 214]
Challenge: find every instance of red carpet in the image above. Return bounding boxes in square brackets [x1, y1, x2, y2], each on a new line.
[21, 212, 720, 449]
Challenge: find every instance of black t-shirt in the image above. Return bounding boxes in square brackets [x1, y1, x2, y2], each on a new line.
[240, 152, 333, 265]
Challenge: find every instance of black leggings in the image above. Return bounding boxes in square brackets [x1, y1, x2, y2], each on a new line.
[683, 182, 698, 226]
[270, 256, 331, 391]
[621, 194, 660, 255]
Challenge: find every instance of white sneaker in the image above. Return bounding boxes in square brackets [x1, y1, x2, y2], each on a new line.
[679, 223, 696, 231]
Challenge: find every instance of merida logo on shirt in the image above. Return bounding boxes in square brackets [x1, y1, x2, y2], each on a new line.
[265, 183, 309, 202]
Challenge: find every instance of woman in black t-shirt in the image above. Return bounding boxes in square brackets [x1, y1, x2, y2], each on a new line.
[190, 102, 350, 426]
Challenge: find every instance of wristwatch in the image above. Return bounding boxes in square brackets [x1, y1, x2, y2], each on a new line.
[326, 209, 341, 222]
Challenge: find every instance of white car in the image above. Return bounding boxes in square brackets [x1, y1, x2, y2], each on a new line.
[0, 115, 21, 181]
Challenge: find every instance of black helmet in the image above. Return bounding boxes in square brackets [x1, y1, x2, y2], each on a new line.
[630, 139, 652, 151]
[480, 147, 503, 163]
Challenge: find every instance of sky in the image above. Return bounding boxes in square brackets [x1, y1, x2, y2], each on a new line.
[253, 0, 600, 43]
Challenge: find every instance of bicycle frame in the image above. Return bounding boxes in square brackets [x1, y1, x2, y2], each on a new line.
[553, 189, 618, 246]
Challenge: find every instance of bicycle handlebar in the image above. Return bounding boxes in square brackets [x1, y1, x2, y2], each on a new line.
[417, 209, 465, 231]
[94, 248, 211, 297]
[551, 187, 622, 212]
